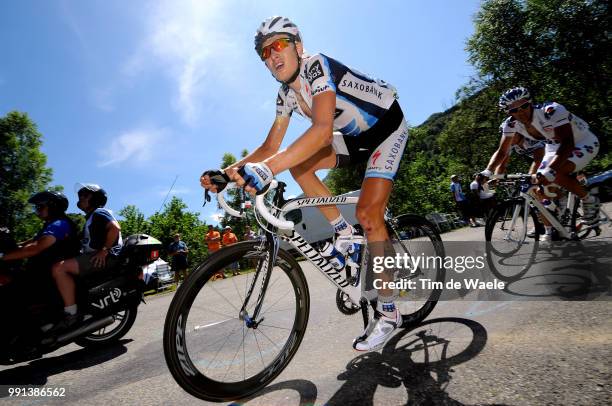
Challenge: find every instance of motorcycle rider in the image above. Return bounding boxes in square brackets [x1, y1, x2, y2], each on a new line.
[0, 191, 79, 342]
[0, 190, 79, 267]
[49, 184, 122, 331]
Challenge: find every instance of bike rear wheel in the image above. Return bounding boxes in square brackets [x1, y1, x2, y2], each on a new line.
[386, 214, 446, 326]
[163, 240, 309, 402]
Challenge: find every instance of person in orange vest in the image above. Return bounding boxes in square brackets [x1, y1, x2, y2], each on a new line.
[205, 225, 224, 280]
[222, 226, 240, 276]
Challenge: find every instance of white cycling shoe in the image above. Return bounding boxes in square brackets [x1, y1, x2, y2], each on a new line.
[352, 308, 401, 352]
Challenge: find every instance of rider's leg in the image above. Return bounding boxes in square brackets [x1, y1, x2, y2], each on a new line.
[51, 258, 79, 309]
[356, 177, 394, 296]
[540, 135, 600, 224]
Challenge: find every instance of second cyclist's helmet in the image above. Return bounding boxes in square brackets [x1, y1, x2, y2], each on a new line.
[498, 87, 531, 111]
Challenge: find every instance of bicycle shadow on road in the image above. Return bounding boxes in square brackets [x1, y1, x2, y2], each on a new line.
[501, 241, 611, 299]
[0, 339, 131, 391]
[325, 317, 504, 406]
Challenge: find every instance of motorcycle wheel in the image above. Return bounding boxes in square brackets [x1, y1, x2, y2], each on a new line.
[74, 305, 138, 348]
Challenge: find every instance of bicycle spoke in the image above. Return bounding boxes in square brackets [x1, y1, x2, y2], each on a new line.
[253, 329, 266, 368]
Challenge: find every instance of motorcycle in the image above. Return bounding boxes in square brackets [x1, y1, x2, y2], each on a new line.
[0, 230, 162, 365]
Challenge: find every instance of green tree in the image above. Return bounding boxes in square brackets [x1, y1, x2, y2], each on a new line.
[118, 205, 148, 236]
[0, 111, 54, 240]
[145, 197, 209, 267]
[218, 152, 258, 239]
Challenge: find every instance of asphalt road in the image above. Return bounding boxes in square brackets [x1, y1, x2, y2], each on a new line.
[1, 207, 610, 406]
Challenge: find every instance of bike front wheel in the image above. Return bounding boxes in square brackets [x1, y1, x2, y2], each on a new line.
[485, 200, 540, 281]
[163, 240, 310, 402]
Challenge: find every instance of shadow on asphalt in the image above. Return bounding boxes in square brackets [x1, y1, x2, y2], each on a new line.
[326, 317, 501, 406]
[501, 241, 611, 299]
[239, 318, 507, 406]
[236, 379, 318, 405]
[0, 339, 131, 392]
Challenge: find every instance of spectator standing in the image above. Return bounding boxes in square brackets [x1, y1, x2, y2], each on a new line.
[470, 173, 496, 220]
[450, 175, 477, 227]
[222, 226, 240, 276]
[168, 233, 189, 285]
[205, 225, 224, 280]
[243, 225, 257, 241]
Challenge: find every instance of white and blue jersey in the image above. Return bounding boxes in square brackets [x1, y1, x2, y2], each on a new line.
[276, 53, 398, 135]
[276, 53, 408, 180]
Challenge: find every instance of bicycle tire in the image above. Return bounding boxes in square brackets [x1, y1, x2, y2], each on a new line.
[485, 201, 540, 282]
[387, 214, 446, 327]
[163, 240, 310, 402]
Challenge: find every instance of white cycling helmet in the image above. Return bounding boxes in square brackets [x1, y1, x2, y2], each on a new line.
[498, 87, 531, 111]
[254, 16, 301, 58]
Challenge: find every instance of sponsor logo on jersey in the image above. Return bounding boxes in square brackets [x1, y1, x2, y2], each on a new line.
[306, 60, 324, 85]
[312, 84, 331, 96]
[384, 130, 408, 171]
[340, 76, 383, 100]
[371, 150, 382, 166]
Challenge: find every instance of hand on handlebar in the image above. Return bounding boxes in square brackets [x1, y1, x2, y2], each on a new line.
[235, 162, 274, 195]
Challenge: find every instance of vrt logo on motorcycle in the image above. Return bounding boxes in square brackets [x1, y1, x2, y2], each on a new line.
[91, 288, 123, 309]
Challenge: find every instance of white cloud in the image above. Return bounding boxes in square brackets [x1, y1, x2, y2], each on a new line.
[98, 128, 164, 167]
[125, 0, 245, 126]
[209, 212, 224, 223]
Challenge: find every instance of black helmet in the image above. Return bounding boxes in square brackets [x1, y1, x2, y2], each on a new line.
[28, 190, 69, 216]
[75, 183, 108, 208]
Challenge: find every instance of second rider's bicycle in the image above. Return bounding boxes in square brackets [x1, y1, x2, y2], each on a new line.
[163, 180, 446, 401]
[485, 171, 611, 282]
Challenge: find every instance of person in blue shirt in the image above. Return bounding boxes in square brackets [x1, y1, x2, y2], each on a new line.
[450, 175, 477, 227]
[49, 183, 122, 331]
[0, 191, 79, 267]
[168, 233, 189, 284]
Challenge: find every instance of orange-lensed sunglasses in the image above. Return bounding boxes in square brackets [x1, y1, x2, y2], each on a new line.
[260, 38, 295, 61]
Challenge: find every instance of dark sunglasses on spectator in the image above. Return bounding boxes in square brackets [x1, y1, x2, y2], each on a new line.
[260, 38, 295, 61]
[507, 102, 531, 114]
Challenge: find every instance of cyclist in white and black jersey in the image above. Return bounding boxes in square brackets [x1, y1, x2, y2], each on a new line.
[482, 87, 600, 225]
[200, 16, 408, 351]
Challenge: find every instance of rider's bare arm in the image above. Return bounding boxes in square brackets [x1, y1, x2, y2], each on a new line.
[200, 117, 290, 192]
[486, 134, 515, 173]
[547, 123, 575, 171]
[262, 91, 335, 175]
[2, 235, 56, 261]
[226, 116, 290, 173]
[99, 221, 120, 253]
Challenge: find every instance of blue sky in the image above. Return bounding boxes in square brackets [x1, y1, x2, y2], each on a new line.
[1, 0, 481, 224]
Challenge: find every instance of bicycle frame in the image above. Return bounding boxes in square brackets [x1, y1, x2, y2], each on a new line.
[218, 185, 363, 316]
[495, 174, 609, 241]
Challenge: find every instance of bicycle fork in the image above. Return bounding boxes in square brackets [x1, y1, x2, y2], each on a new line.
[239, 233, 280, 329]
